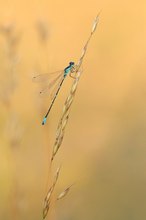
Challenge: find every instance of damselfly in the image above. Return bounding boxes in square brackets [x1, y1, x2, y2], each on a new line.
[33, 62, 77, 125]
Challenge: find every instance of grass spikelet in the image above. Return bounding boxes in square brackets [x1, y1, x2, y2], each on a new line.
[43, 166, 61, 219]
[44, 186, 54, 204]
[43, 201, 51, 219]
[51, 13, 100, 161]
[53, 165, 61, 187]
[91, 12, 100, 34]
[57, 183, 75, 201]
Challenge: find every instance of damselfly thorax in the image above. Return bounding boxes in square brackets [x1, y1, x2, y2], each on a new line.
[68, 64, 79, 79]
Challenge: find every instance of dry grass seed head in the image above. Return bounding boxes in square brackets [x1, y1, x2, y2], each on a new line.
[51, 14, 100, 162]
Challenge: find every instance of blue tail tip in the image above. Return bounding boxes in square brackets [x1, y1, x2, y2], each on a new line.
[42, 117, 47, 125]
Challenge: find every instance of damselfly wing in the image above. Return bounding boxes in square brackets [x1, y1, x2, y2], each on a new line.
[33, 71, 64, 98]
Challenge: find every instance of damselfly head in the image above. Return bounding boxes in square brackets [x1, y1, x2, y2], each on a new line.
[69, 61, 75, 66]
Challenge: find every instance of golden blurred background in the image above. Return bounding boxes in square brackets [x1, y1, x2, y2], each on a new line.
[0, 0, 146, 219]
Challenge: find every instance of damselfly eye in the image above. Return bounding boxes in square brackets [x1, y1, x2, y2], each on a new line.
[69, 61, 75, 66]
